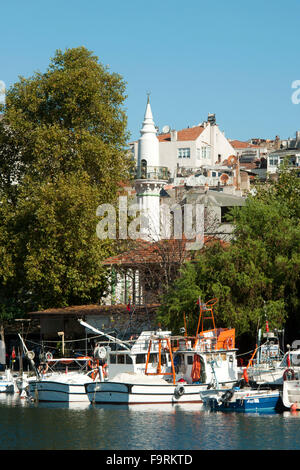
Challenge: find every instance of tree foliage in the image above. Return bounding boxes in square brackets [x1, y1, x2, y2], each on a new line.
[0, 47, 131, 316]
[158, 169, 300, 343]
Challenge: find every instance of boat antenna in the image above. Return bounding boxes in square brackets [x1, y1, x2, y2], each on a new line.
[17, 333, 40, 379]
[78, 319, 130, 351]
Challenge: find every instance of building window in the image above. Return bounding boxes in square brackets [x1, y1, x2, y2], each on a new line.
[269, 156, 279, 166]
[178, 148, 190, 158]
[201, 146, 211, 159]
[196, 148, 201, 160]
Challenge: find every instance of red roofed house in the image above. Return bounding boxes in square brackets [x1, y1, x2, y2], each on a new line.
[229, 139, 267, 169]
[130, 105, 236, 179]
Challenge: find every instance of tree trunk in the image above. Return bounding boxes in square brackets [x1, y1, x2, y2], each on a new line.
[0, 324, 4, 343]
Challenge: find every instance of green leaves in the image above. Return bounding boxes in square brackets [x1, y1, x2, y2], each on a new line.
[0, 47, 131, 316]
[159, 168, 299, 341]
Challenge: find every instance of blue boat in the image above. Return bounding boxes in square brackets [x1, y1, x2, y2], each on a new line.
[206, 387, 281, 413]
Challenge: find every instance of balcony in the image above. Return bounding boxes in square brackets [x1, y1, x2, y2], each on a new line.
[136, 165, 169, 181]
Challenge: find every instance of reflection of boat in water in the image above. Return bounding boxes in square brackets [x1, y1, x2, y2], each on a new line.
[0, 369, 15, 393]
[92, 402, 205, 413]
[85, 298, 240, 405]
[201, 386, 281, 413]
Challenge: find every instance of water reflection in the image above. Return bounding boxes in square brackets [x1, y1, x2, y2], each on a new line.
[1, 393, 300, 450]
[92, 402, 205, 414]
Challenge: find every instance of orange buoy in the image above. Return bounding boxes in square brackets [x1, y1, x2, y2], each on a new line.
[291, 403, 298, 412]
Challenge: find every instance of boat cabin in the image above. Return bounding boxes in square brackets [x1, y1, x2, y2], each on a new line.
[106, 330, 172, 378]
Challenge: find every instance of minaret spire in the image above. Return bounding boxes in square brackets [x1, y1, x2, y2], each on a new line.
[135, 96, 166, 241]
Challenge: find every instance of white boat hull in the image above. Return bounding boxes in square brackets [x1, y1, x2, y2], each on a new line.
[0, 383, 14, 393]
[0, 370, 15, 393]
[85, 381, 205, 405]
[29, 380, 90, 403]
[281, 379, 300, 409]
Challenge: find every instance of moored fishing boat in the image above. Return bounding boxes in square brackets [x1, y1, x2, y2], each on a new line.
[245, 347, 300, 387]
[27, 357, 99, 403]
[202, 386, 281, 413]
[84, 298, 240, 405]
[280, 374, 300, 411]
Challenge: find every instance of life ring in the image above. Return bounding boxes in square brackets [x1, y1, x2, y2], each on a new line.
[283, 368, 295, 381]
[93, 345, 107, 360]
[27, 351, 35, 360]
[221, 389, 234, 403]
[174, 385, 185, 399]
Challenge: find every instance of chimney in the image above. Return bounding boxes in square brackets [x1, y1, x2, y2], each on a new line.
[171, 130, 177, 142]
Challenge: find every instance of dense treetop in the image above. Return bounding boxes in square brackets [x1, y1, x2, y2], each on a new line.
[0, 47, 132, 318]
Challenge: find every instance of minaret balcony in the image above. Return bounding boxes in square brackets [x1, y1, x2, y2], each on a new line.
[136, 166, 169, 181]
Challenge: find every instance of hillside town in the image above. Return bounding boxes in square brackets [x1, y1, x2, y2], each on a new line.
[1, 93, 298, 361]
[1, 1, 300, 452]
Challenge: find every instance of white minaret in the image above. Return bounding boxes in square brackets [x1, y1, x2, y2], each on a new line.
[137, 94, 160, 173]
[135, 96, 167, 241]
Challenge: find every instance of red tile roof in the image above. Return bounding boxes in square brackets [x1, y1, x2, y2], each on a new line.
[103, 239, 189, 266]
[157, 126, 205, 142]
[230, 140, 260, 149]
[28, 304, 160, 316]
[102, 237, 228, 266]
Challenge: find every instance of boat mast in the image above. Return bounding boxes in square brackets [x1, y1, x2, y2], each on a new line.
[17, 334, 40, 379]
[145, 336, 176, 384]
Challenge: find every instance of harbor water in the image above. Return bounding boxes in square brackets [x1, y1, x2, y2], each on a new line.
[1, 393, 300, 451]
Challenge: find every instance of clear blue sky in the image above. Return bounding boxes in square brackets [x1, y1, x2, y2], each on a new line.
[1, 0, 299, 142]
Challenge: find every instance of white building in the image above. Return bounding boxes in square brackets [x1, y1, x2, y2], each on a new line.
[131, 107, 236, 179]
[229, 139, 267, 165]
[267, 131, 300, 174]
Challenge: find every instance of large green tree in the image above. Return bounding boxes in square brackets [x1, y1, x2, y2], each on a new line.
[0, 47, 131, 317]
[158, 168, 300, 345]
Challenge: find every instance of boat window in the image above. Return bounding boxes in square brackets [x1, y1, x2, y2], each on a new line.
[161, 353, 167, 365]
[110, 354, 116, 364]
[173, 354, 183, 365]
[117, 355, 125, 364]
[228, 355, 233, 362]
[125, 355, 133, 364]
[149, 353, 158, 363]
[187, 355, 193, 365]
[136, 354, 146, 364]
